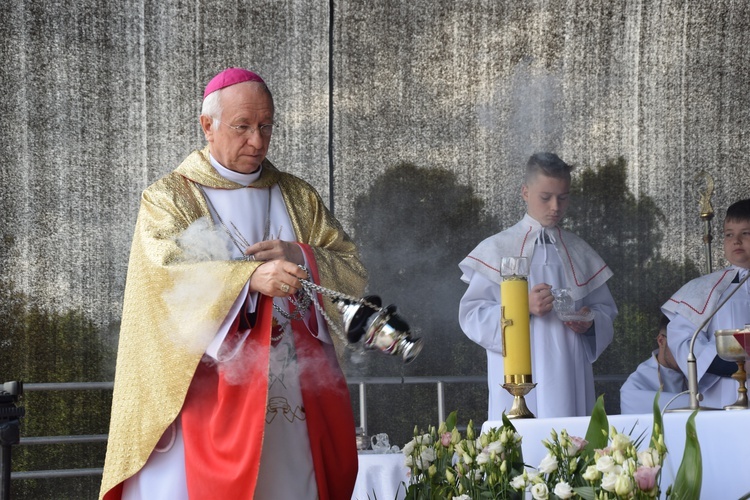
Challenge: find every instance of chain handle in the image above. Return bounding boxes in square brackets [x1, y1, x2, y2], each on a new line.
[273, 266, 381, 340]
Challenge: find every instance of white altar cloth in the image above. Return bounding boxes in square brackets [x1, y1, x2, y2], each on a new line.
[352, 452, 409, 500]
[483, 409, 750, 499]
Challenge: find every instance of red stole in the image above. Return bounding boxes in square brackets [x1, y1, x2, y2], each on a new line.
[180, 243, 358, 499]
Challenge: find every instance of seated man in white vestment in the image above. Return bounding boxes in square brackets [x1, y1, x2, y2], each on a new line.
[661, 198, 750, 410]
[620, 314, 690, 413]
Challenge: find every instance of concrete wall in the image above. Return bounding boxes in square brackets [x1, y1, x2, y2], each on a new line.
[2, 0, 749, 419]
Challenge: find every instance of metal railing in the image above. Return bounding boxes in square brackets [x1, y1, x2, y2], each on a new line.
[10, 376, 486, 481]
[11, 374, 626, 481]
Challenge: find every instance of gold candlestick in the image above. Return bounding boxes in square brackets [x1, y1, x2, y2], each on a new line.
[500, 256, 536, 419]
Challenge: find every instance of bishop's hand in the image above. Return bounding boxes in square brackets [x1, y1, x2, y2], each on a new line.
[244, 239, 304, 266]
[249, 259, 308, 297]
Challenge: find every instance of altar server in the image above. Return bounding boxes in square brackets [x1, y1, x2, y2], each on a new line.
[459, 152, 617, 419]
[661, 198, 750, 409]
[620, 314, 690, 413]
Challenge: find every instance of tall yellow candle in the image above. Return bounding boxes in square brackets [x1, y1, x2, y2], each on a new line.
[500, 259, 532, 380]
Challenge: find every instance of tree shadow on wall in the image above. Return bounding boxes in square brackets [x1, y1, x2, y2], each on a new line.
[0, 236, 115, 499]
[564, 157, 701, 413]
[346, 163, 501, 442]
[347, 158, 701, 436]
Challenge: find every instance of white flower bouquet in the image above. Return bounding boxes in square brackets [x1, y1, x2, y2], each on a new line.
[402, 412, 525, 499]
[403, 394, 702, 500]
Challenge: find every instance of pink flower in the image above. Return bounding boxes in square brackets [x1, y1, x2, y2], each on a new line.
[441, 432, 452, 447]
[567, 436, 588, 455]
[634, 465, 661, 491]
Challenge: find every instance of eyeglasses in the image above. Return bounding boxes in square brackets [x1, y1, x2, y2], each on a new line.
[215, 120, 274, 138]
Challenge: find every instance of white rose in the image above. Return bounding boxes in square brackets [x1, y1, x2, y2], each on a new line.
[554, 481, 574, 499]
[531, 482, 549, 500]
[538, 453, 559, 474]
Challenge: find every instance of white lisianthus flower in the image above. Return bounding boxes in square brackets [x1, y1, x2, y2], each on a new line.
[405, 455, 414, 467]
[538, 453, 559, 473]
[454, 441, 466, 455]
[420, 447, 436, 464]
[615, 473, 634, 496]
[453, 495, 471, 500]
[612, 449, 626, 465]
[638, 448, 659, 468]
[526, 470, 540, 482]
[531, 482, 549, 500]
[445, 468, 455, 483]
[451, 427, 461, 445]
[488, 440, 504, 454]
[510, 474, 526, 490]
[622, 457, 637, 474]
[611, 432, 631, 452]
[476, 451, 490, 465]
[402, 439, 416, 456]
[428, 464, 437, 478]
[415, 433, 432, 445]
[566, 436, 588, 456]
[596, 455, 617, 474]
[554, 481, 574, 499]
[582, 465, 600, 482]
[601, 472, 618, 492]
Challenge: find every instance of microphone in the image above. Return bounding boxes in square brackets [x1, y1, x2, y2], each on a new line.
[683, 270, 750, 410]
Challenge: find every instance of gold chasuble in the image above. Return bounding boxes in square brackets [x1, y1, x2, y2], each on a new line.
[100, 147, 366, 499]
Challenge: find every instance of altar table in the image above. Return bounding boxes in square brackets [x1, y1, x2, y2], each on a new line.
[352, 452, 409, 500]
[483, 409, 750, 499]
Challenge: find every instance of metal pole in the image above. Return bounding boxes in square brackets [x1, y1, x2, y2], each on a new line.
[436, 381, 445, 424]
[695, 171, 715, 275]
[358, 382, 367, 435]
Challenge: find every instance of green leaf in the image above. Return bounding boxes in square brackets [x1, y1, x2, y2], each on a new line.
[573, 485, 597, 500]
[651, 390, 665, 450]
[445, 410, 458, 432]
[501, 412, 517, 432]
[670, 410, 702, 500]
[583, 395, 609, 459]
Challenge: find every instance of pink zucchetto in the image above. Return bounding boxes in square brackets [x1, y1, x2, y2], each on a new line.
[203, 68, 265, 99]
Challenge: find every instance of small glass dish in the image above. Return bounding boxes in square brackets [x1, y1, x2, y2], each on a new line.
[551, 288, 594, 322]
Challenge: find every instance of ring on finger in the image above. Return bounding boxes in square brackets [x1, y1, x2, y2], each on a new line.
[280, 283, 290, 293]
